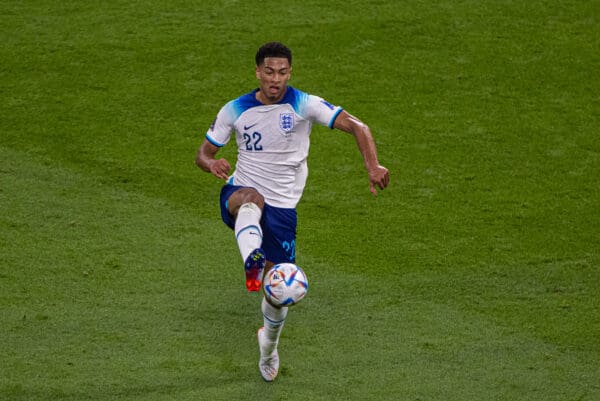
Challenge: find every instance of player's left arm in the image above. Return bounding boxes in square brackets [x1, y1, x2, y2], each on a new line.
[333, 110, 390, 195]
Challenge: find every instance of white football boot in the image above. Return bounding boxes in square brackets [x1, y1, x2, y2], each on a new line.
[257, 326, 279, 382]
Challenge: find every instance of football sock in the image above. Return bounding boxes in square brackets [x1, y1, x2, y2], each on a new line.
[261, 297, 288, 354]
[234, 202, 263, 261]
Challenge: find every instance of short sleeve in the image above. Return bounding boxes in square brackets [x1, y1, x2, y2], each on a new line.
[303, 94, 344, 129]
[205, 101, 236, 147]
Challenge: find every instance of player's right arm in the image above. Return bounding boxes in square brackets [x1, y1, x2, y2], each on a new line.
[196, 139, 231, 180]
[196, 101, 237, 180]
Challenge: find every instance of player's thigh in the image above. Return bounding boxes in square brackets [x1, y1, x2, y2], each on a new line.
[261, 204, 297, 266]
[219, 185, 264, 228]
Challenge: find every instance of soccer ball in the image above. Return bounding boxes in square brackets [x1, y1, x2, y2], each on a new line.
[263, 263, 308, 307]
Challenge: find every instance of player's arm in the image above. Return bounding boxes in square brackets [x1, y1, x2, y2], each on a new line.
[333, 110, 390, 195]
[195, 138, 231, 180]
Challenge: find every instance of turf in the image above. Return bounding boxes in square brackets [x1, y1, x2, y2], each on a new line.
[1, 1, 599, 400]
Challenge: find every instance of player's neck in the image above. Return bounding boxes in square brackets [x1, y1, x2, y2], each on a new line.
[256, 87, 287, 105]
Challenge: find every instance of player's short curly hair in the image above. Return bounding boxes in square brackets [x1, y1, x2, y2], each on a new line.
[255, 42, 292, 66]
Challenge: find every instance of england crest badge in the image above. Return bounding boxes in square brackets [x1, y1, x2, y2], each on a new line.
[279, 113, 294, 135]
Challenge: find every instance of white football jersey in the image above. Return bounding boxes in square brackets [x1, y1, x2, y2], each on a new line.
[206, 86, 343, 208]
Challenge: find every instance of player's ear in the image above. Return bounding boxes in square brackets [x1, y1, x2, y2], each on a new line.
[255, 65, 261, 79]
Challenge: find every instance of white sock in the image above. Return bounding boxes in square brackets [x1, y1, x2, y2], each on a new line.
[261, 297, 288, 354]
[234, 202, 263, 261]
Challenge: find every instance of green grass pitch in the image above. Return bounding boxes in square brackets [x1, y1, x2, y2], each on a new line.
[1, 1, 599, 400]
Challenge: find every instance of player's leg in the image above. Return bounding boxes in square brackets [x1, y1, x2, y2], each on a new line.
[258, 297, 288, 381]
[220, 185, 266, 291]
[257, 204, 297, 381]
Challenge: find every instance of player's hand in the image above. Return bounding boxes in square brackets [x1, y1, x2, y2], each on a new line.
[209, 158, 231, 180]
[368, 165, 389, 195]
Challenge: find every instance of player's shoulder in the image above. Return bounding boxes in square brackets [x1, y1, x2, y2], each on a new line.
[284, 86, 340, 119]
[285, 86, 308, 98]
[282, 86, 325, 114]
[232, 89, 262, 108]
[284, 86, 311, 103]
[221, 89, 262, 119]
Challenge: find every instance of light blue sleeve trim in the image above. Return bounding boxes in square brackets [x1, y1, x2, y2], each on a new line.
[205, 133, 225, 147]
[328, 107, 344, 129]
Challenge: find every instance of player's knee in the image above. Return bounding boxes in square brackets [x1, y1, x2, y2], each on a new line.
[243, 188, 264, 207]
[229, 188, 265, 215]
[237, 189, 264, 210]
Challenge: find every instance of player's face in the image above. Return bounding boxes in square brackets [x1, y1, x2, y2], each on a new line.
[255, 57, 291, 104]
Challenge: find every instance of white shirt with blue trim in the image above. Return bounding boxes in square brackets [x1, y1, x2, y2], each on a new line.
[206, 86, 343, 208]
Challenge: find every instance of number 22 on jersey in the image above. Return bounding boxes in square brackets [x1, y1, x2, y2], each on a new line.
[243, 131, 263, 151]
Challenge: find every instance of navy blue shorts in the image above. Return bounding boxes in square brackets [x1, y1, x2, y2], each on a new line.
[220, 184, 297, 264]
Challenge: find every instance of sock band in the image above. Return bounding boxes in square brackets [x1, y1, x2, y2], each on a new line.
[236, 225, 263, 241]
[235, 202, 263, 261]
[261, 297, 288, 351]
[262, 297, 288, 323]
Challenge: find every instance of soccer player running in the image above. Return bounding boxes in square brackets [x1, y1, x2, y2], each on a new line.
[196, 42, 389, 381]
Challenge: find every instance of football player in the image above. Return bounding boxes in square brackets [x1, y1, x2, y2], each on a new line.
[196, 41, 389, 381]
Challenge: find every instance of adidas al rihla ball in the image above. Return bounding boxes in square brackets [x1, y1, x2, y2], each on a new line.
[263, 263, 308, 307]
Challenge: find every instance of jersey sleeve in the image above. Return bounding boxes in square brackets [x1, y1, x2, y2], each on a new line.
[205, 101, 236, 147]
[303, 94, 344, 129]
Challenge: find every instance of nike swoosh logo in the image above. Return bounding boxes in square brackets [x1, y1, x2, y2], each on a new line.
[244, 123, 258, 131]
